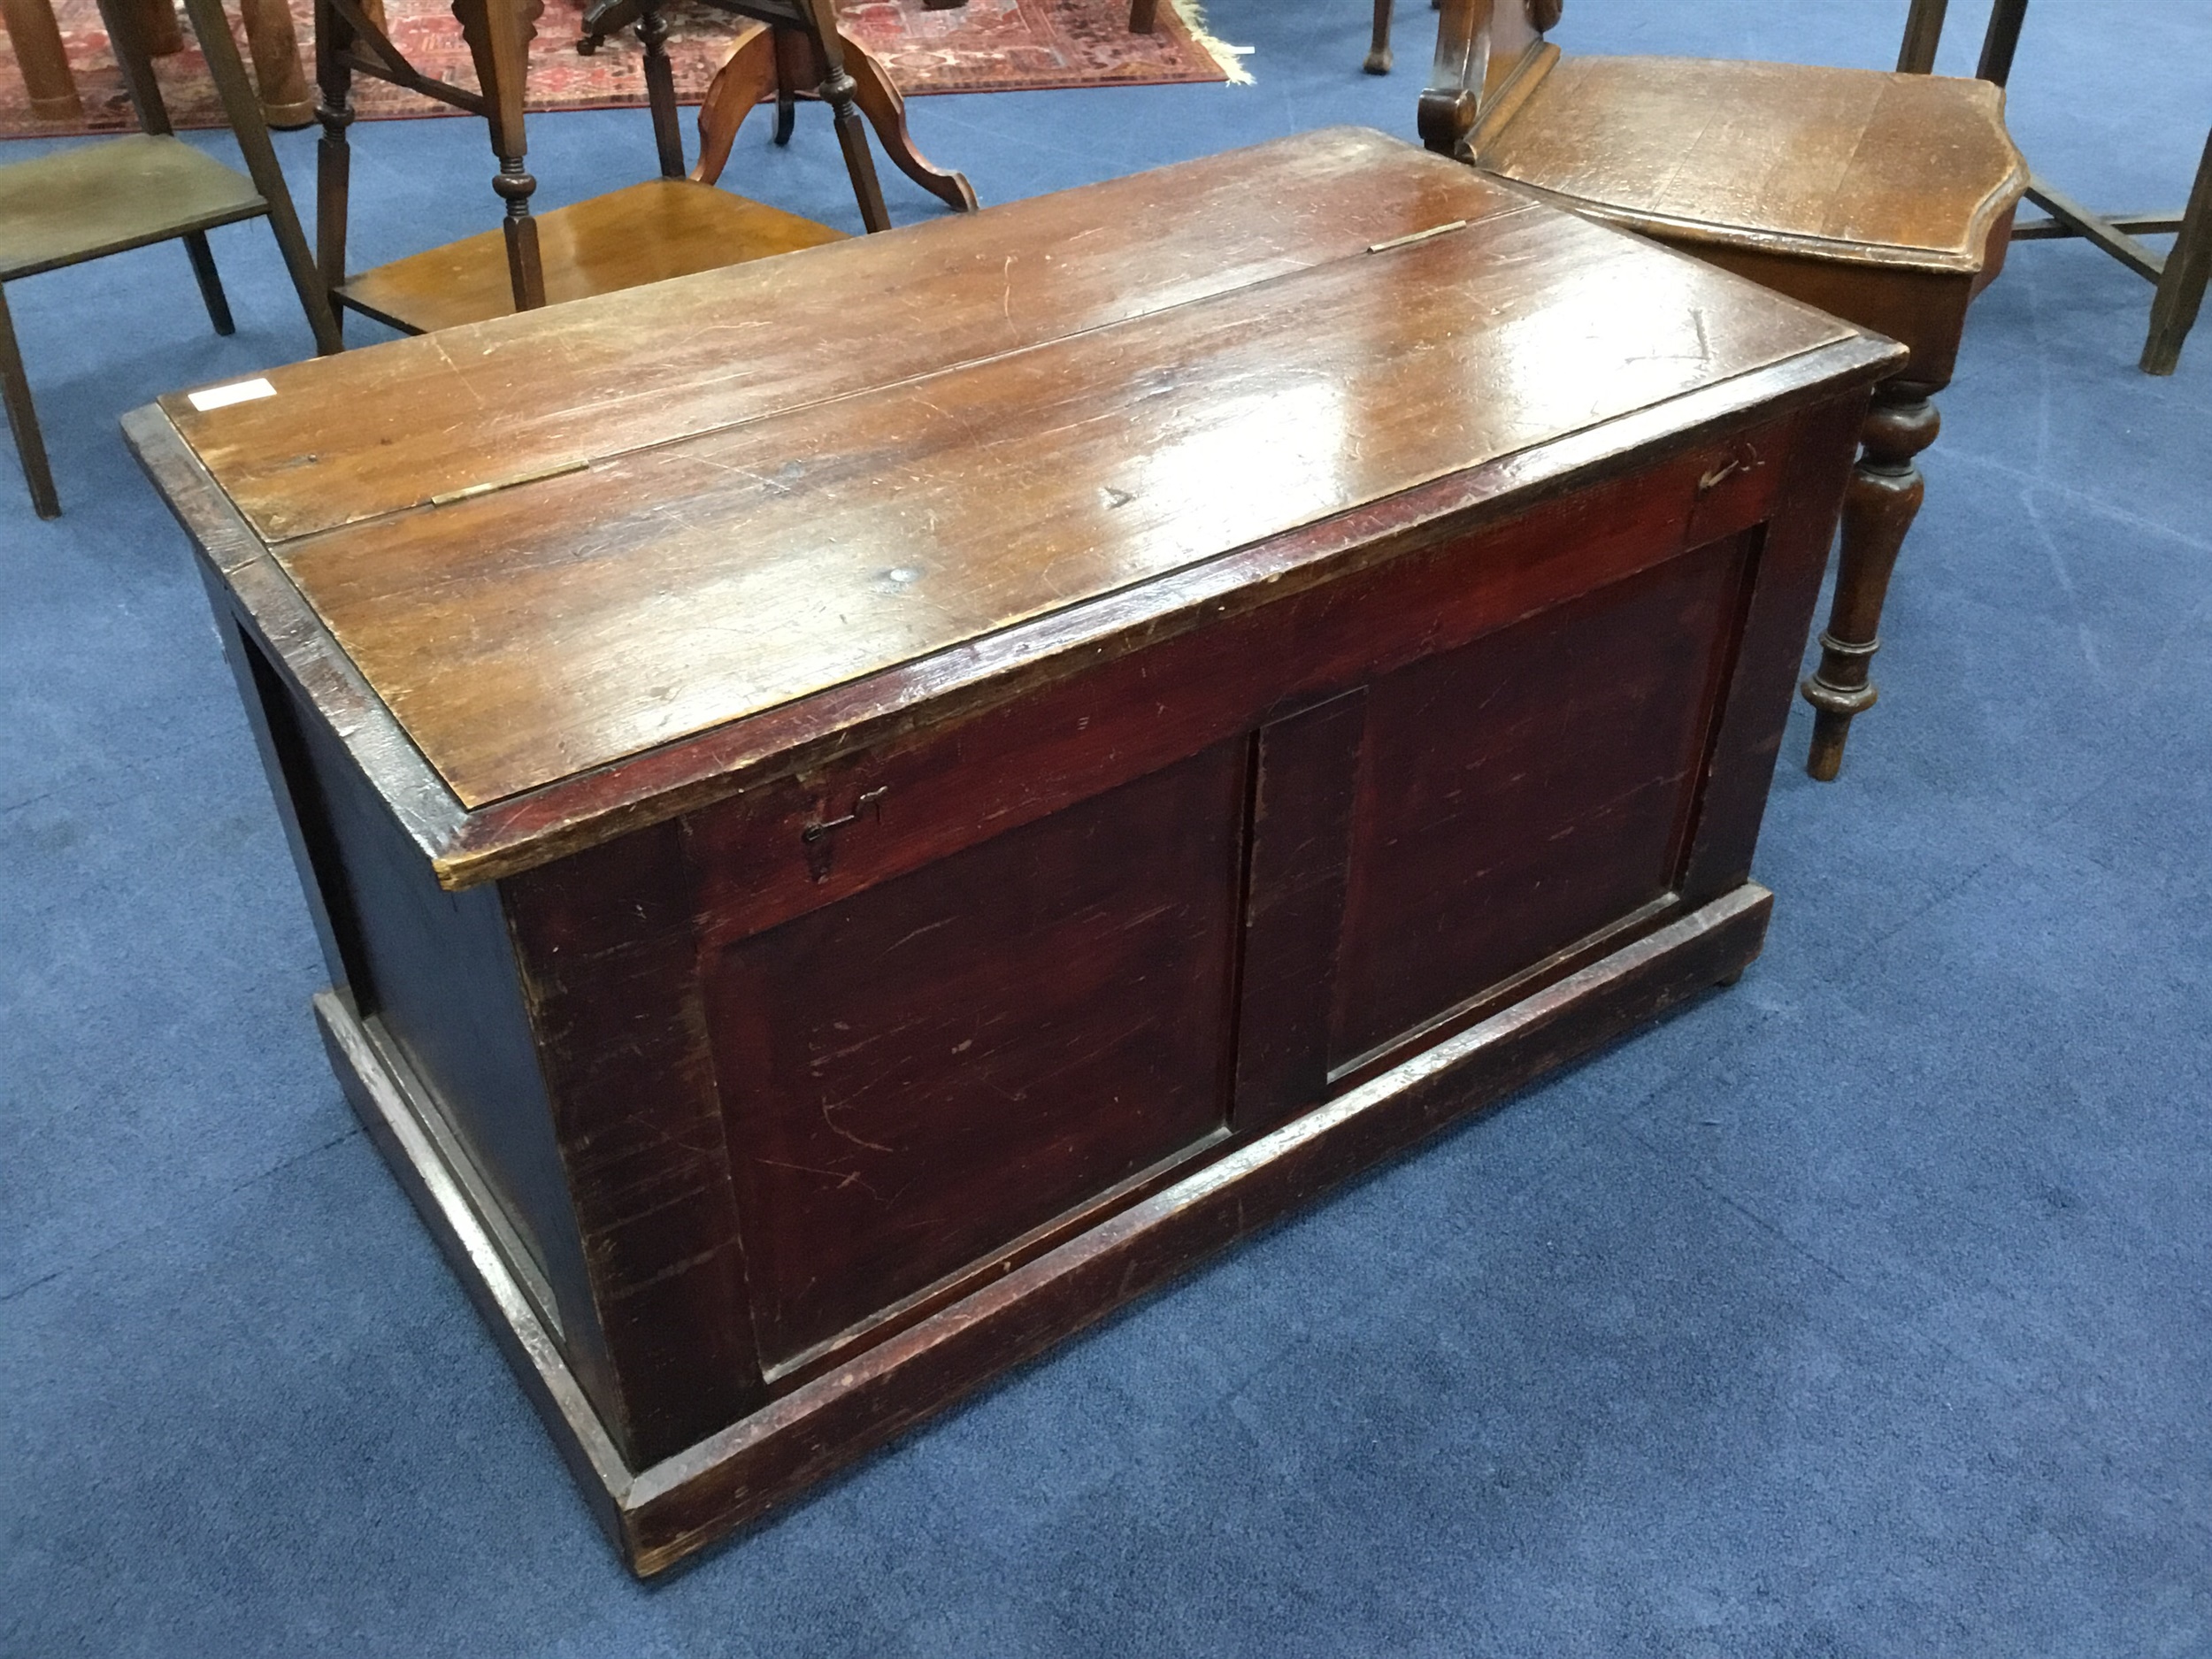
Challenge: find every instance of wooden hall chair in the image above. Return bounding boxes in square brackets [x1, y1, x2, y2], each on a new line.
[314, 0, 977, 337]
[1420, 0, 2027, 780]
[0, 0, 336, 518]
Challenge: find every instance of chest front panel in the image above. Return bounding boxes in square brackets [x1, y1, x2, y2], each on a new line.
[704, 742, 1247, 1371]
[1330, 528, 1754, 1070]
[643, 442, 1789, 1387]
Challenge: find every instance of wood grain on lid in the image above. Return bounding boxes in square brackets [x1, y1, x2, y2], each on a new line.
[165, 129, 1860, 810]
[164, 128, 1529, 543]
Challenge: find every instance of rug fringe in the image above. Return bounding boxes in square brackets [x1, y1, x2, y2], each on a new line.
[1167, 0, 1256, 84]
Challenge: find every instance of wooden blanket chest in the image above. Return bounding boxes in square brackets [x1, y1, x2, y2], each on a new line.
[130, 127, 1901, 1575]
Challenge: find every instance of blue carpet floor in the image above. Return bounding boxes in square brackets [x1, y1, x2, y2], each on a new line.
[4, 1, 2208, 1652]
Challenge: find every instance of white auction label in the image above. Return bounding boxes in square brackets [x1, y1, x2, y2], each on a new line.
[186, 378, 278, 412]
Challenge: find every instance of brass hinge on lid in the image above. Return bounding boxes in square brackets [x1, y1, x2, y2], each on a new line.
[426, 457, 591, 508]
[1367, 219, 1470, 254]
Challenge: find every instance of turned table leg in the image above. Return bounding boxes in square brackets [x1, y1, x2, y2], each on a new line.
[237, 0, 316, 127]
[795, 3, 891, 234]
[1801, 377, 1940, 780]
[1, 0, 83, 121]
[840, 34, 978, 212]
[125, 0, 184, 58]
[1365, 0, 1392, 73]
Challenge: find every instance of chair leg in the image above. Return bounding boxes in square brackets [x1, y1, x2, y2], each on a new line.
[181, 231, 237, 334]
[825, 73, 891, 234]
[839, 34, 978, 212]
[2141, 128, 2212, 376]
[1801, 378, 1941, 780]
[1894, 0, 1947, 73]
[636, 1, 687, 178]
[1975, 0, 2029, 86]
[797, 1, 891, 234]
[773, 23, 803, 146]
[690, 23, 776, 186]
[316, 0, 357, 302]
[1129, 0, 1156, 32]
[124, 0, 183, 57]
[1365, 0, 1391, 74]
[179, 0, 342, 353]
[0, 287, 60, 519]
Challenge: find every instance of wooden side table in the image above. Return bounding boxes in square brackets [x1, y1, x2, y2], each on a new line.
[3, 0, 334, 516]
[1902, 0, 2209, 373]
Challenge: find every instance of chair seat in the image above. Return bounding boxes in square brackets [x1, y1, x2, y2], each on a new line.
[335, 179, 849, 335]
[1482, 57, 2026, 270]
[0, 134, 266, 281]
[1478, 56, 2028, 379]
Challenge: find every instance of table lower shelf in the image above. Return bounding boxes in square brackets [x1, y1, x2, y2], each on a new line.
[318, 880, 1773, 1578]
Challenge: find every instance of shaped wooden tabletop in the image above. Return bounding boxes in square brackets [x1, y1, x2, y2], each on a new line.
[1480, 58, 2027, 271]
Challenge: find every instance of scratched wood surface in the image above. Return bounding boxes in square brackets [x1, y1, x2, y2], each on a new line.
[710, 741, 1247, 1370]
[165, 128, 1522, 541]
[157, 128, 1855, 811]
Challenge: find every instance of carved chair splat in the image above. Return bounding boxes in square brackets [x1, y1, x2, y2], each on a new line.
[1421, 0, 2025, 780]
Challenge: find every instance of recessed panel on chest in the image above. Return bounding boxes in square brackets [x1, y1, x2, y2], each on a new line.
[1331, 531, 1755, 1070]
[704, 743, 1247, 1371]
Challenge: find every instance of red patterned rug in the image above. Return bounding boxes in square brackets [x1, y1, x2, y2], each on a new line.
[0, 0, 1236, 139]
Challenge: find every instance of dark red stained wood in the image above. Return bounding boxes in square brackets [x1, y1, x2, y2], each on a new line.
[144, 373, 1885, 1570]
[1233, 689, 1369, 1134]
[705, 743, 1247, 1368]
[1329, 531, 1751, 1065]
[504, 826, 766, 1467]
[613, 884, 1775, 1575]
[1678, 394, 1871, 902]
[678, 418, 1796, 955]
